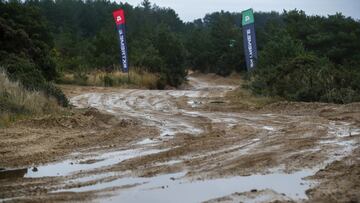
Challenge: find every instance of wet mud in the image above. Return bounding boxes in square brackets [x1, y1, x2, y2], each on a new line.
[0, 73, 359, 203]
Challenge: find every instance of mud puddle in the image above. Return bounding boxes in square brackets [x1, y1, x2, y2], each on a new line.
[22, 148, 169, 178]
[57, 169, 315, 203]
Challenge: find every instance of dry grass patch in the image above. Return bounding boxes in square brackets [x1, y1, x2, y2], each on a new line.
[59, 69, 159, 89]
[0, 71, 61, 127]
[226, 76, 280, 109]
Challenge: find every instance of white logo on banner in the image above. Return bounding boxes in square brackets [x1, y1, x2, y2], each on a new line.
[245, 16, 250, 22]
[117, 16, 122, 22]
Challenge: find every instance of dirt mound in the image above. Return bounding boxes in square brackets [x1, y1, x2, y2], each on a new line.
[204, 189, 293, 203]
[261, 101, 336, 115]
[16, 108, 122, 130]
[305, 147, 360, 203]
[18, 115, 96, 129]
[319, 102, 360, 123]
[0, 108, 152, 167]
[262, 101, 360, 117]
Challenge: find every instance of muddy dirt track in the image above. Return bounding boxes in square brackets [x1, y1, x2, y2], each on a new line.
[0, 74, 359, 203]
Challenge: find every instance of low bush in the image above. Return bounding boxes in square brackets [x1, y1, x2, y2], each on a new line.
[1, 56, 69, 107]
[250, 52, 360, 104]
[249, 25, 360, 104]
[0, 71, 61, 127]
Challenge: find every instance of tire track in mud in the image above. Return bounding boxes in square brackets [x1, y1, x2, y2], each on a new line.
[66, 76, 359, 202]
[1, 75, 359, 203]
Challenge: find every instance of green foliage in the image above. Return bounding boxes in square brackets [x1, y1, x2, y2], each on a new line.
[1, 0, 359, 103]
[25, 0, 187, 87]
[0, 91, 29, 115]
[0, 70, 61, 127]
[0, 1, 57, 80]
[42, 82, 69, 107]
[0, 1, 68, 106]
[257, 30, 305, 68]
[73, 71, 89, 86]
[133, 45, 164, 73]
[154, 26, 186, 87]
[185, 9, 360, 103]
[185, 11, 245, 75]
[284, 10, 360, 66]
[102, 75, 114, 87]
[1, 55, 69, 107]
[290, 54, 359, 104]
[250, 13, 360, 104]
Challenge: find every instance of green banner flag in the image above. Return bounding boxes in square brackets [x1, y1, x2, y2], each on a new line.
[242, 9, 255, 26]
[242, 9, 258, 70]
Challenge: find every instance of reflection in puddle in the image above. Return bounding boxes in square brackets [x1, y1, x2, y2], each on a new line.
[25, 148, 168, 178]
[0, 168, 27, 180]
[57, 169, 315, 203]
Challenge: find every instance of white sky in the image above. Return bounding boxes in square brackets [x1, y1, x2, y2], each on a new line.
[120, 0, 360, 22]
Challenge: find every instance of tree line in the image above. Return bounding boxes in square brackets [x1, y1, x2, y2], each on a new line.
[1, 0, 359, 104]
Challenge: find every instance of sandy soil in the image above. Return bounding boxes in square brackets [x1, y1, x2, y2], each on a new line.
[0, 73, 359, 203]
[305, 147, 360, 203]
[0, 108, 158, 168]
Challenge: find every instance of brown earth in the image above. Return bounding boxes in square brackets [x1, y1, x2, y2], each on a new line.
[204, 189, 295, 203]
[0, 73, 359, 203]
[305, 147, 360, 203]
[0, 108, 158, 168]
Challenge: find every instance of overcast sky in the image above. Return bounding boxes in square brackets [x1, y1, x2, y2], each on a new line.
[120, 0, 360, 22]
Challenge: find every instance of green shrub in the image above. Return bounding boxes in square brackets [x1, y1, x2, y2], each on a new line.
[74, 71, 89, 86]
[1, 56, 69, 107]
[42, 82, 69, 107]
[251, 51, 360, 103]
[0, 91, 29, 114]
[249, 23, 360, 104]
[0, 71, 62, 126]
[103, 75, 114, 87]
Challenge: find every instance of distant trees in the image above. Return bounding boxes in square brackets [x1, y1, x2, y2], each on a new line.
[184, 11, 245, 75]
[154, 26, 186, 88]
[26, 0, 187, 88]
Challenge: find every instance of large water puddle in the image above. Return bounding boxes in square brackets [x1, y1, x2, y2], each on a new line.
[57, 169, 315, 203]
[24, 148, 168, 178]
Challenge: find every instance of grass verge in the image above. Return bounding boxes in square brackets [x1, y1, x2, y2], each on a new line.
[58, 69, 159, 89]
[226, 75, 281, 110]
[0, 71, 62, 127]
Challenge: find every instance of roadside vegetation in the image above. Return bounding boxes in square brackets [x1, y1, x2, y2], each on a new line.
[0, 71, 61, 127]
[1, 0, 359, 128]
[249, 11, 360, 104]
[185, 11, 360, 103]
[0, 1, 68, 108]
[227, 85, 280, 110]
[59, 69, 159, 89]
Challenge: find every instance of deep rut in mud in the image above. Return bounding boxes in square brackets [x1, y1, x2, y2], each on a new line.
[1, 75, 359, 203]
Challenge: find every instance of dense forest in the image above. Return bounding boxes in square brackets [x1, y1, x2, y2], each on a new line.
[1, 0, 360, 104]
